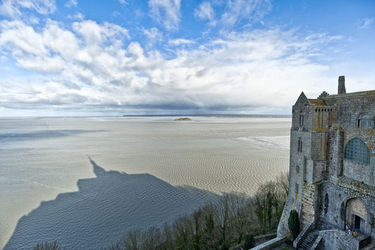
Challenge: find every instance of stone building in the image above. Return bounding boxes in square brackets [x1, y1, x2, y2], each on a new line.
[276, 76, 375, 250]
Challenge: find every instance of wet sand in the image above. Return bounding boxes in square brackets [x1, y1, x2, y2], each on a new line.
[0, 116, 290, 249]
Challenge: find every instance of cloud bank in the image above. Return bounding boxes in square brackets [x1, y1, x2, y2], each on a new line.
[0, 0, 374, 116]
[0, 17, 340, 115]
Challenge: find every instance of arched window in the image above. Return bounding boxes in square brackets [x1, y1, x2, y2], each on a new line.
[344, 138, 370, 165]
[358, 115, 373, 128]
[298, 138, 303, 152]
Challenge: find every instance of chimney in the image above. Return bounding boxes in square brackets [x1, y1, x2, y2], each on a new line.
[338, 76, 346, 94]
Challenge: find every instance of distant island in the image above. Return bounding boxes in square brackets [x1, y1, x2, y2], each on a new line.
[174, 117, 191, 121]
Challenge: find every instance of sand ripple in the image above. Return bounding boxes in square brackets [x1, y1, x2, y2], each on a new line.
[0, 117, 291, 249]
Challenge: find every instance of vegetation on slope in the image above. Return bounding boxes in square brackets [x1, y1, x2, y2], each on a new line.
[110, 171, 289, 250]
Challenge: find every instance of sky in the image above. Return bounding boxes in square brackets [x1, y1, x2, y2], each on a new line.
[0, 0, 374, 116]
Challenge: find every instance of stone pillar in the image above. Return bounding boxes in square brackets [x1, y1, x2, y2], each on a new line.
[338, 76, 346, 94]
[327, 123, 344, 178]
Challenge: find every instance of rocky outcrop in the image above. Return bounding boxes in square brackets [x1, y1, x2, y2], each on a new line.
[174, 117, 192, 121]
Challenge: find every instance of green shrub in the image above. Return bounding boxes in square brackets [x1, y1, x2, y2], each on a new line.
[221, 244, 229, 250]
[288, 209, 299, 240]
[243, 234, 255, 249]
[285, 238, 293, 245]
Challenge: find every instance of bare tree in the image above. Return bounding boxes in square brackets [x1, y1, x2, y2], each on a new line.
[117, 228, 143, 250]
[276, 171, 289, 200]
[173, 214, 194, 250]
[216, 193, 231, 246]
[141, 226, 162, 250]
[160, 222, 174, 250]
[255, 171, 289, 234]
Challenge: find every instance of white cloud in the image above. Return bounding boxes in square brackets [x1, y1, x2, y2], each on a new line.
[194, 0, 272, 28]
[195, 2, 216, 26]
[168, 38, 195, 46]
[0, 18, 360, 114]
[148, 0, 181, 30]
[72, 20, 129, 46]
[67, 12, 84, 20]
[357, 18, 374, 29]
[112, 11, 121, 17]
[143, 27, 163, 43]
[0, 0, 21, 18]
[117, 0, 128, 5]
[0, 20, 48, 57]
[0, 0, 56, 18]
[221, 0, 272, 26]
[27, 15, 39, 24]
[65, 0, 77, 8]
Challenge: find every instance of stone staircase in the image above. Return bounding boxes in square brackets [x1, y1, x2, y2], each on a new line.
[298, 233, 318, 250]
[360, 236, 374, 249]
[362, 241, 375, 250]
[300, 182, 315, 229]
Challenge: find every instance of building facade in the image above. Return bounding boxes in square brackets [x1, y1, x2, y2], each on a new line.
[277, 76, 375, 249]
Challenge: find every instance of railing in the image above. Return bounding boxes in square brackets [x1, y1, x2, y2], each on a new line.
[311, 235, 323, 249]
[249, 236, 287, 250]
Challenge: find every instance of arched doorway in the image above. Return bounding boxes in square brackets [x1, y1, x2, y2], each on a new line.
[346, 198, 367, 233]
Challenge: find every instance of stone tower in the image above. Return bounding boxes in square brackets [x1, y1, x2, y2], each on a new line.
[338, 75, 346, 94]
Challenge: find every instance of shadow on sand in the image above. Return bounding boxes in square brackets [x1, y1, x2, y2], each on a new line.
[0, 129, 106, 142]
[5, 158, 219, 250]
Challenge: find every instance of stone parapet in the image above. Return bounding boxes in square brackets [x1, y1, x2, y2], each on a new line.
[249, 236, 287, 250]
[337, 176, 375, 198]
[318, 229, 371, 250]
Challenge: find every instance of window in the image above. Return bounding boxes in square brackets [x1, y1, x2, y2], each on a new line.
[298, 138, 303, 152]
[299, 115, 304, 126]
[358, 115, 373, 129]
[324, 194, 329, 214]
[296, 165, 300, 174]
[295, 183, 299, 193]
[344, 138, 370, 165]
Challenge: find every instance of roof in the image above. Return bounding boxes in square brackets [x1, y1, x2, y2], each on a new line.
[308, 99, 326, 106]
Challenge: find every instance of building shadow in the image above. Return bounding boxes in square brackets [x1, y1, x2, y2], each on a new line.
[0, 129, 106, 142]
[4, 158, 219, 250]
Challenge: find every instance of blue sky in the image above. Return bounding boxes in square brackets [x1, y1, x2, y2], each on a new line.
[0, 0, 374, 116]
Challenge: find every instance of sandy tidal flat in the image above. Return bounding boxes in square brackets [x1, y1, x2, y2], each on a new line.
[0, 116, 291, 249]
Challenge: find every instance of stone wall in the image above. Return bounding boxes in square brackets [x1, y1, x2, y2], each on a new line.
[317, 181, 350, 230]
[311, 106, 334, 131]
[320, 230, 360, 250]
[343, 160, 373, 185]
[325, 90, 375, 133]
[325, 91, 375, 165]
[313, 161, 325, 183]
[317, 178, 375, 237]
[311, 131, 327, 161]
